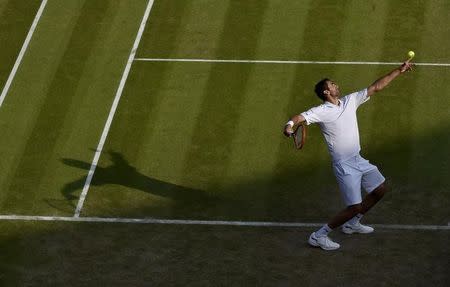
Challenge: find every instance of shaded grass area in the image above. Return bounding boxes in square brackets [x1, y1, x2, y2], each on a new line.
[68, 124, 449, 224]
[0, 221, 448, 286]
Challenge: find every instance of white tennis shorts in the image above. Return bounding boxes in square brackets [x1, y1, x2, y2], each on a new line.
[332, 154, 385, 206]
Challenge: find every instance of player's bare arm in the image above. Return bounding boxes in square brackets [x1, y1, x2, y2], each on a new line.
[283, 114, 306, 137]
[367, 61, 414, 97]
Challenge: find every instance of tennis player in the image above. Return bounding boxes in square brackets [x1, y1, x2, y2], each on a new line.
[283, 61, 414, 250]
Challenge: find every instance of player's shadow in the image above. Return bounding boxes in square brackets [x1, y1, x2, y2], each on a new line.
[61, 151, 221, 210]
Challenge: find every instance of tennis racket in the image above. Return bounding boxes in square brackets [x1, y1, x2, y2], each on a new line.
[292, 123, 307, 149]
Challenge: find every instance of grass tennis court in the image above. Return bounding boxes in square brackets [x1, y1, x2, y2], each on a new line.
[0, 0, 449, 285]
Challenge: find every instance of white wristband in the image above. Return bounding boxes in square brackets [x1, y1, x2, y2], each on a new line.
[286, 120, 294, 127]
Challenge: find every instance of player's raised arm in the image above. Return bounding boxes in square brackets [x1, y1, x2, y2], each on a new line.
[283, 114, 306, 137]
[367, 61, 414, 97]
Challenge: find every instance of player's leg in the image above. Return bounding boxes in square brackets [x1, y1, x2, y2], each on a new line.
[338, 182, 387, 234]
[340, 156, 387, 233]
[329, 156, 379, 234]
[360, 158, 387, 214]
[308, 159, 362, 250]
[328, 203, 363, 229]
[360, 182, 388, 214]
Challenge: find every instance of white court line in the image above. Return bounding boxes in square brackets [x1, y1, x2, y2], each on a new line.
[0, 214, 449, 230]
[74, 0, 155, 217]
[0, 0, 48, 107]
[134, 58, 450, 67]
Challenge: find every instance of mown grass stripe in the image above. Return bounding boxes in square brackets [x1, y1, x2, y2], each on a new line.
[224, 0, 313, 173]
[371, 0, 428, 183]
[270, 0, 351, 215]
[0, 0, 47, 107]
[74, 0, 156, 217]
[95, 1, 192, 169]
[406, 1, 450, 211]
[338, 1, 389, 159]
[180, 1, 270, 191]
[3, 0, 111, 212]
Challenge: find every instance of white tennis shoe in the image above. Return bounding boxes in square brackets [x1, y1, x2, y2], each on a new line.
[342, 222, 374, 234]
[308, 232, 340, 251]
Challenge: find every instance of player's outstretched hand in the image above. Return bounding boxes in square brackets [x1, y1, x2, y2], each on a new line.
[284, 125, 294, 137]
[400, 60, 414, 73]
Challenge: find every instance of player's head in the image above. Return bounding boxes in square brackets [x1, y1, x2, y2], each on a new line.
[314, 78, 340, 101]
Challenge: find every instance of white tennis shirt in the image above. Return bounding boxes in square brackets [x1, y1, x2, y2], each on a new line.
[301, 88, 369, 163]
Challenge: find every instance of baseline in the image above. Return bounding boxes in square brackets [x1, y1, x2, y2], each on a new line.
[0, 214, 449, 231]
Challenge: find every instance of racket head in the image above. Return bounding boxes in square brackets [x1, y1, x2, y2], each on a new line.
[293, 123, 307, 149]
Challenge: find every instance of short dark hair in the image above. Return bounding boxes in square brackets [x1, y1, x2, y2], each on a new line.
[314, 78, 330, 101]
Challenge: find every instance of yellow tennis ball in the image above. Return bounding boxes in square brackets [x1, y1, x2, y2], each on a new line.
[408, 51, 415, 58]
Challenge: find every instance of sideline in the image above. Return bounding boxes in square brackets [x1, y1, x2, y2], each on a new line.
[74, 0, 156, 217]
[134, 58, 450, 67]
[0, 0, 48, 107]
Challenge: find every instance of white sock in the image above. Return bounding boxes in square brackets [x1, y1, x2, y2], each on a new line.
[315, 224, 332, 237]
[347, 213, 363, 225]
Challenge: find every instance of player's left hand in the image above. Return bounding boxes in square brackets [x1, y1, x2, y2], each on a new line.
[284, 125, 294, 137]
[400, 61, 414, 73]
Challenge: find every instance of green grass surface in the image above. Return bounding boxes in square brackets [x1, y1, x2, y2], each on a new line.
[0, 0, 449, 285]
[0, 0, 41, 89]
[0, 0, 149, 214]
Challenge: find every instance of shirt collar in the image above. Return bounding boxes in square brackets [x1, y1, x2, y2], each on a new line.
[324, 99, 342, 107]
